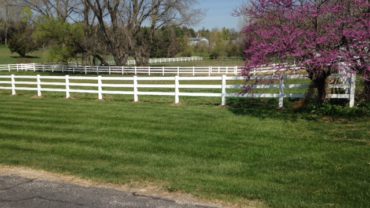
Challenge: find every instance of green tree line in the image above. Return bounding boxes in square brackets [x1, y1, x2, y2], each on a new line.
[0, 1, 243, 66]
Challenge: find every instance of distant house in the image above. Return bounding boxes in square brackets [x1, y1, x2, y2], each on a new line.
[188, 36, 209, 47]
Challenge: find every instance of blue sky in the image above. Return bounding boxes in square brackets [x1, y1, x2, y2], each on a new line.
[194, 0, 246, 30]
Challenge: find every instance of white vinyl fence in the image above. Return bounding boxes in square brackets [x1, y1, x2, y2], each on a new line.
[0, 63, 303, 76]
[126, 56, 203, 65]
[0, 74, 356, 107]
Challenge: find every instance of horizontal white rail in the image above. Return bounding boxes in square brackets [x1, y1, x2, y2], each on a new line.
[125, 56, 204, 65]
[0, 63, 304, 77]
[0, 73, 355, 107]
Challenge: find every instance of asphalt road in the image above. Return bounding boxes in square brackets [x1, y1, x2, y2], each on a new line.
[0, 175, 216, 208]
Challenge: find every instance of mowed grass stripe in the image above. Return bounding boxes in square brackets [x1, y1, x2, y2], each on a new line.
[0, 97, 270, 136]
[0, 101, 315, 149]
[0, 95, 369, 207]
[0, 96, 367, 148]
[0, 119, 297, 163]
[0, 96, 364, 158]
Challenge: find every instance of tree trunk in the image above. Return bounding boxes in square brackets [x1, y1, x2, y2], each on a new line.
[304, 70, 331, 105]
[134, 47, 150, 66]
[112, 53, 129, 66]
[314, 75, 329, 103]
[363, 79, 370, 101]
[19, 51, 26, 58]
[135, 56, 150, 66]
[93, 54, 109, 66]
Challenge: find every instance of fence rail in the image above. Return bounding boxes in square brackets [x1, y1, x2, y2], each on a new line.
[0, 63, 303, 76]
[126, 56, 203, 65]
[0, 74, 356, 107]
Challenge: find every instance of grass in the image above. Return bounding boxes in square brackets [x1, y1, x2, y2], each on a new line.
[0, 44, 243, 66]
[0, 45, 49, 64]
[0, 89, 369, 207]
[0, 52, 369, 207]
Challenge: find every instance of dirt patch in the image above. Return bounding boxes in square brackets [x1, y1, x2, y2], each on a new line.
[0, 165, 266, 208]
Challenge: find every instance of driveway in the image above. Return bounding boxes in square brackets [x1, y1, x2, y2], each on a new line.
[0, 175, 218, 208]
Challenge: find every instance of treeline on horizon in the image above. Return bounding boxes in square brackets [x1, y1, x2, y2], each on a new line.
[0, 0, 244, 66]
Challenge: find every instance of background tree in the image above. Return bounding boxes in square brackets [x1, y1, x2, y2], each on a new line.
[24, 0, 110, 65]
[5, 0, 242, 65]
[149, 26, 194, 58]
[8, 7, 40, 57]
[34, 18, 85, 63]
[0, 0, 25, 45]
[193, 28, 243, 59]
[23, 0, 81, 22]
[84, 0, 201, 66]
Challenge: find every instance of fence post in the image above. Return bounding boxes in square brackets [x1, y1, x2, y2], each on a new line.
[98, 75, 103, 100]
[278, 75, 285, 108]
[234, 66, 237, 75]
[133, 76, 138, 102]
[177, 67, 180, 76]
[33, 63, 36, 72]
[42, 65, 45, 72]
[175, 75, 180, 104]
[192, 66, 195, 76]
[65, 75, 70, 99]
[134, 66, 137, 75]
[221, 75, 227, 106]
[349, 73, 356, 108]
[36, 75, 42, 97]
[108, 66, 111, 75]
[16, 64, 19, 72]
[148, 66, 151, 76]
[96, 66, 99, 75]
[162, 66, 165, 76]
[208, 66, 211, 76]
[8, 64, 10, 72]
[11, 74, 16, 95]
[85, 66, 87, 75]
[122, 66, 124, 75]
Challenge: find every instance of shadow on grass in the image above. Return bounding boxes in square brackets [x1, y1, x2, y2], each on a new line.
[227, 98, 370, 122]
[11, 55, 40, 59]
[227, 98, 299, 121]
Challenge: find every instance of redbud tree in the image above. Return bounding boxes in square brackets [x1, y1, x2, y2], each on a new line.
[241, 0, 369, 102]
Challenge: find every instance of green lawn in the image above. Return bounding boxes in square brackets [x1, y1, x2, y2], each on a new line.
[0, 92, 369, 207]
[0, 45, 48, 64]
[0, 44, 243, 66]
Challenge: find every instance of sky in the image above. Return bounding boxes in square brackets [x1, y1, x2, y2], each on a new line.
[194, 0, 246, 30]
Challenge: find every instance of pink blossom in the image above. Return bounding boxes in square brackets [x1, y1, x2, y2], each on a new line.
[241, 0, 370, 78]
